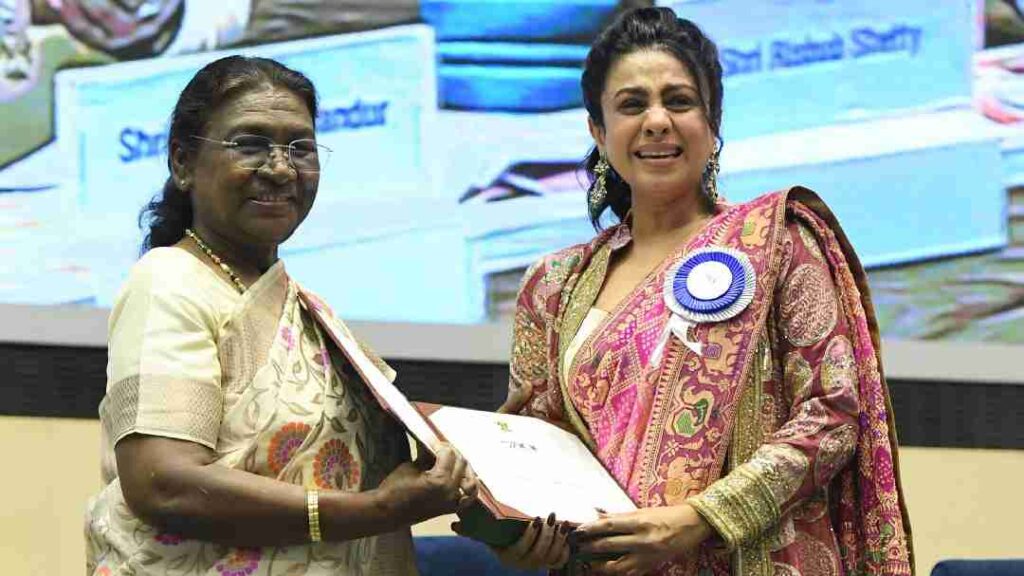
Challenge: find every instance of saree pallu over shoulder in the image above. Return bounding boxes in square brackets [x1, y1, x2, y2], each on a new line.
[510, 187, 912, 576]
[629, 193, 785, 512]
[217, 261, 290, 395]
[783, 189, 914, 575]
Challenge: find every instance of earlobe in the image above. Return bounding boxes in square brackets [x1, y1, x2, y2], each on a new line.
[587, 116, 606, 154]
[169, 140, 191, 187]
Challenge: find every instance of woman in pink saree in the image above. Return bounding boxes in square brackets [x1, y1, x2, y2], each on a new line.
[497, 8, 913, 576]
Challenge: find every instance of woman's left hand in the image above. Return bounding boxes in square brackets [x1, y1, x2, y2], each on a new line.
[575, 504, 714, 575]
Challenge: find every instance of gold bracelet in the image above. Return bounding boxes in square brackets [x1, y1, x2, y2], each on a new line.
[306, 489, 322, 543]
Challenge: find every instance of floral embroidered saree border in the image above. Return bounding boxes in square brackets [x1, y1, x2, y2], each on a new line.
[633, 194, 789, 511]
[556, 243, 612, 450]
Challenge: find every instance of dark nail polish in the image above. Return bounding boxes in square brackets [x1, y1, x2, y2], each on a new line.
[532, 517, 543, 528]
[559, 522, 572, 535]
[546, 513, 556, 527]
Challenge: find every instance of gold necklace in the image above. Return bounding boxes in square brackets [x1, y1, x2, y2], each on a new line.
[184, 228, 247, 294]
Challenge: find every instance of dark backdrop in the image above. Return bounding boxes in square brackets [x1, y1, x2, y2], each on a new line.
[3, 342, 1022, 449]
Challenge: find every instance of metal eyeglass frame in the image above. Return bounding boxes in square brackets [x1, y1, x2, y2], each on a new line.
[191, 134, 332, 174]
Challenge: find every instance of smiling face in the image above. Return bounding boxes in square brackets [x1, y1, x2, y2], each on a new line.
[589, 48, 715, 204]
[174, 85, 319, 252]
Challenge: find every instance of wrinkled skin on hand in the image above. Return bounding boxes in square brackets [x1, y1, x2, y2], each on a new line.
[379, 443, 479, 526]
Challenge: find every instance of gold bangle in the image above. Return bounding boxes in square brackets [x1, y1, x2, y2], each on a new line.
[307, 489, 322, 543]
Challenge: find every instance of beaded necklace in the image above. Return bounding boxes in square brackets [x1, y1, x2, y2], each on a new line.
[184, 228, 247, 294]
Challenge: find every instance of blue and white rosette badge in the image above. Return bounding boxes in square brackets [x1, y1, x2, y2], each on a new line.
[649, 248, 757, 366]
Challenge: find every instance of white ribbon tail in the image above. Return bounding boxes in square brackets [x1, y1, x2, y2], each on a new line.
[648, 320, 673, 367]
[670, 315, 703, 357]
[648, 315, 702, 367]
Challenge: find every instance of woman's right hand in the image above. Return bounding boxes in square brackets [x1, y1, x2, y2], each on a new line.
[498, 381, 533, 414]
[482, 513, 571, 571]
[379, 444, 477, 525]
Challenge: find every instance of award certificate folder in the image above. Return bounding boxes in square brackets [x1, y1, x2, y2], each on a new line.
[301, 294, 636, 546]
[415, 403, 637, 546]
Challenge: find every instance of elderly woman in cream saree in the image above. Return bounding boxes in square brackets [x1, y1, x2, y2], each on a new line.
[87, 250, 422, 574]
[86, 55, 473, 576]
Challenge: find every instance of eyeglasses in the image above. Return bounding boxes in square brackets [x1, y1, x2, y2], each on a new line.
[192, 134, 332, 174]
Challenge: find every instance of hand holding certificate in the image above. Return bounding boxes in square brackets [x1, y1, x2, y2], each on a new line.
[417, 403, 637, 546]
[303, 296, 636, 547]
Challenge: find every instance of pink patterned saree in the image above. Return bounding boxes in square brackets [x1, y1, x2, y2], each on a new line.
[508, 188, 913, 576]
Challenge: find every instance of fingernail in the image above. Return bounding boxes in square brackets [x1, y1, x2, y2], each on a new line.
[559, 522, 572, 535]
[546, 513, 556, 527]
[532, 517, 543, 528]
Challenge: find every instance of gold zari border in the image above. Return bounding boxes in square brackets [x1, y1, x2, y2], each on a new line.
[687, 463, 780, 552]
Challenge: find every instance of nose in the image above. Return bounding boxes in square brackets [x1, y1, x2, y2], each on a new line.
[259, 148, 297, 183]
[643, 106, 671, 137]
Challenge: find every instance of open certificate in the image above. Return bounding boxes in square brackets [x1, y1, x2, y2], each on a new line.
[301, 297, 635, 545]
[418, 404, 637, 542]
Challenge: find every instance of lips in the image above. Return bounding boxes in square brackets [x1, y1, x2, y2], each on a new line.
[634, 145, 683, 159]
[249, 193, 295, 205]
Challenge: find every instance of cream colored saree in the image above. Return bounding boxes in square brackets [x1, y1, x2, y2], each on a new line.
[87, 247, 416, 575]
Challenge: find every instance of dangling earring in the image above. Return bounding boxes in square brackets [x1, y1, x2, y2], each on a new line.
[701, 146, 721, 204]
[589, 155, 610, 220]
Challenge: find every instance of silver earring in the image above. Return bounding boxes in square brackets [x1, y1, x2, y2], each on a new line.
[701, 148, 721, 204]
[589, 156, 610, 220]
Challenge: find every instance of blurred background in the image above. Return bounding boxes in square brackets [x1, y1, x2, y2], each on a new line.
[1, 0, 1022, 574]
